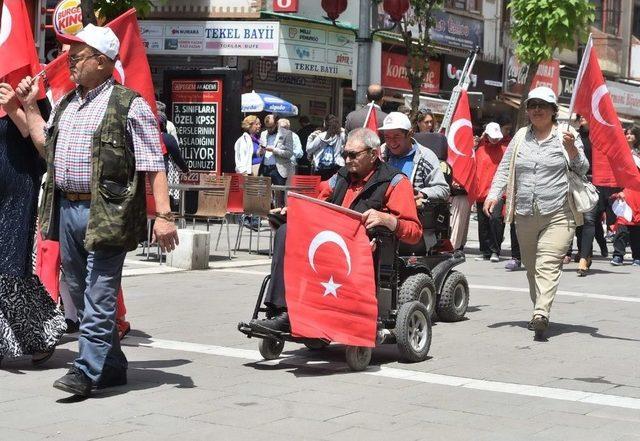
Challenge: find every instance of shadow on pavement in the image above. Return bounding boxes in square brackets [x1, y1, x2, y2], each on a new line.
[488, 320, 640, 342]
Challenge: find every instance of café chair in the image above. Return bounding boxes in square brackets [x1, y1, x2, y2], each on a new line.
[236, 175, 272, 255]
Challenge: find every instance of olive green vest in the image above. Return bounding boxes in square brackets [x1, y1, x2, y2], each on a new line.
[39, 84, 147, 252]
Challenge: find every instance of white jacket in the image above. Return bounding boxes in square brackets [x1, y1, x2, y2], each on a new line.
[234, 132, 254, 174]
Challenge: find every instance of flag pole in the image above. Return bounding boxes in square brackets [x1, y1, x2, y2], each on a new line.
[566, 33, 593, 131]
[363, 100, 375, 128]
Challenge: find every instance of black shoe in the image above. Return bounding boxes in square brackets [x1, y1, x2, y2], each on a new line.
[96, 366, 127, 390]
[65, 319, 80, 334]
[250, 312, 290, 333]
[53, 366, 92, 397]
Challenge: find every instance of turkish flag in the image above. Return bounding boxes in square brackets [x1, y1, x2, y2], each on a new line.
[284, 193, 378, 347]
[44, 52, 75, 103]
[446, 90, 478, 202]
[571, 36, 640, 190]
[0, 0, 41, 116]
[106, 8, 158, 117]
[363, 102, 378, 133]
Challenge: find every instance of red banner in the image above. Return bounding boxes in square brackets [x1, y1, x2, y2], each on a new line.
[381, 51, 440, 94]
[284, 194, 378, 347]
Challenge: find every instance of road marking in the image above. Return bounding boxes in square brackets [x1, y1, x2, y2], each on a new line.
[212, 269, 640, 304]
[125, 336, 640, 411]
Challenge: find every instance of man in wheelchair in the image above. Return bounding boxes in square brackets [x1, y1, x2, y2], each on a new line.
[379, 112, 451, 252]
[250, 128, 423, 333]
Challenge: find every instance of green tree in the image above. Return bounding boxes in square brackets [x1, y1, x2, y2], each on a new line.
[80, 0, 155, 24]
[508, 0, 594, 128]
[394, 0, 442, 119]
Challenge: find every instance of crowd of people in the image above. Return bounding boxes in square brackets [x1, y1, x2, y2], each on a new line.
[1, 19, 639, 397]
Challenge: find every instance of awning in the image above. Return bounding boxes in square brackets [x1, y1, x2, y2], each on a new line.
[498, 94, 635, 125]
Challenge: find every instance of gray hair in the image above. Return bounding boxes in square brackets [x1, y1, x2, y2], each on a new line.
[278, 118, 290, 129]
[347, 128, 381, 151]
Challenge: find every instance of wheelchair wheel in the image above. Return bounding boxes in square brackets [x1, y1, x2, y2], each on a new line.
[399, 273, 436, 319]
[258, 338, 284, 360]
[303, 339, 329, 350]
[436, 271, 469, 322]
[345, 346, 372, 371]
[395, 301, 431, 363]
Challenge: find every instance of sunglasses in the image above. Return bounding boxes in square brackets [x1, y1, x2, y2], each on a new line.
[68, 53, 101, 66]
[341, 149, 371, 160]
[526, 100, 552, 110]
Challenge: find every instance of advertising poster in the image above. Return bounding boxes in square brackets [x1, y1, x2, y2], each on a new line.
[171, 79, 223, 173]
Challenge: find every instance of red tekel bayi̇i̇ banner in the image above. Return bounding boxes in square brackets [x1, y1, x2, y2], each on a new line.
[446, 90, 478, 202]
[284, 193, 378, 347]
[570, 34, 640, 190]
[0, 0, 42, 116]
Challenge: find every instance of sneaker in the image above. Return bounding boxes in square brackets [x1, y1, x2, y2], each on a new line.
[490, 253, 500, 263]
[632, 260, 640, 267]
[53, 366, 92, 397]
[474, 255, 490, 261]
[610, 256, 624, 266]
[504, 258, 521, 271]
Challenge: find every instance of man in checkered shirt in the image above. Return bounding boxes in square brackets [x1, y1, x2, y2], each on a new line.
[17, 25, 178, 397]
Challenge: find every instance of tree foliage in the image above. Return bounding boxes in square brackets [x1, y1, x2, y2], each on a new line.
[82, 0, 155, 23]
[395, 0, 442, 119]
[507, 0, 594, 127]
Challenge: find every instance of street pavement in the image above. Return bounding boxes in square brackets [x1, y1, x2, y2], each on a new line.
[2, 219, 640, 440]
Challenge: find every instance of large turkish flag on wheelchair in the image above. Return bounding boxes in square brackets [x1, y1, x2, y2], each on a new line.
[284, 193, 377, 347]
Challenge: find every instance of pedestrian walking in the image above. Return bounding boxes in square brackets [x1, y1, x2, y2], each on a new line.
[0, 83, 65, 367]
[484, 87, 589, 339]
[16, 24, 178, 396]
[306, 114, 346, 181]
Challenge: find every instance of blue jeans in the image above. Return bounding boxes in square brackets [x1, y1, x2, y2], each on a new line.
[59, 198, 127, 382]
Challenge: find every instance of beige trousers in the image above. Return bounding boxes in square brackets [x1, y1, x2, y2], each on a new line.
[515, 204, 575, 318]
[450, 195, 471, 250]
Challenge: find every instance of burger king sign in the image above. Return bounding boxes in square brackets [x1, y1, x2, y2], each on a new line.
[53, 0, 84, 36]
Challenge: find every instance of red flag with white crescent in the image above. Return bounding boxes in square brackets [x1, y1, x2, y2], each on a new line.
[0, 0, 42, 116]
[284, 193, 377, 347]
[571, 36, 640, 190]
[446, 90, 478, 202]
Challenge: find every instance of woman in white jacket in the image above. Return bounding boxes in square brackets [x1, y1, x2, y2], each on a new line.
[306, 114, 346, 181]
[235, 115, 262, 175]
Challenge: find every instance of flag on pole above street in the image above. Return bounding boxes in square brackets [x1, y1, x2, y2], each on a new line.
[570, 34, 640, 190]
[446, 90, 477, 203]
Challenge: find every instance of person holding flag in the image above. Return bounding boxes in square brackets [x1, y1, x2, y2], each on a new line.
[250, 128, 422, 333]
[16, 24, 178, 397]
[344, 84, 388, 134]
[484, 86, 589, 340]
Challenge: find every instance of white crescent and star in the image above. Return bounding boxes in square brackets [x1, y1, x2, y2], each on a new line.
[591, 84, 613, 127]
[447, 118, 472, 157]
[307, 230, 352, 298]
[0, 4, 12, 47]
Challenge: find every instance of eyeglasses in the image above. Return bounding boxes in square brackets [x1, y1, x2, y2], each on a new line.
[341, 149, 371, 160]
[67, 53, 101, 66]
[526, 100, 552, 110]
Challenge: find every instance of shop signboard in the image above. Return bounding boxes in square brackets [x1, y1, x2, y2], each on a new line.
[381, 51, 440, 94]
[606, 80, 640, 118]
[277, 21, 355, 79]
[430, 10, 483, 51]
[171, 79, 223, 172]
[139, 20, 279, 56]
[441, 54, 502, 100]
[273, 0, 299, 12]
[504, 48, 560, 96]
[558, 71, 577, 104]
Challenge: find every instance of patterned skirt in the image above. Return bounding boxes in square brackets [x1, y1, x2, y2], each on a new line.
[0, 274, 66, 358]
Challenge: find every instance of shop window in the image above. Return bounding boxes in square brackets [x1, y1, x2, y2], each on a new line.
[633, 1, 640, 39]
[445, 0, 482, 14]
[593, 0, 622, 36]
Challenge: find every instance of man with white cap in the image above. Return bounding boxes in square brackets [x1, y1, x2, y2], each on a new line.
[16, 24, 178, 396]
[474, 121, 509, 262]
[378, 112, 450, 250]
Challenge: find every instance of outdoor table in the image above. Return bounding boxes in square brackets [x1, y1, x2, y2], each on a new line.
[168, 183, 219, 228]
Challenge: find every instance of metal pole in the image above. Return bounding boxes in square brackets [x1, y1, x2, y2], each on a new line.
[355, 0, 371, 106]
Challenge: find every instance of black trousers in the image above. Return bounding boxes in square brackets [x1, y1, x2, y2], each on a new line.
[613, 225, 640, 260]
[264, 224, 287, 310]
[510, 222, 521, 260]
[575, 204, 607, 258]
[260, 164, 286, 185]
[476, 201, 505, 256]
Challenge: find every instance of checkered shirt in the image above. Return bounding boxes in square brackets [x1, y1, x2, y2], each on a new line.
[48, 78, 165, 193]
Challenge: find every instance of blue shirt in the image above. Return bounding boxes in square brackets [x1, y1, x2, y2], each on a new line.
[263, 133, 278, 166]
[387, 144, 417, 177]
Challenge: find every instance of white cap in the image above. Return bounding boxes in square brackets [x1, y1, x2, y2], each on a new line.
[379, 112, 412, 131]
[484, 122, 503, 140]
[58, 24, 120, 60]
[526, 86, 557, 105]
